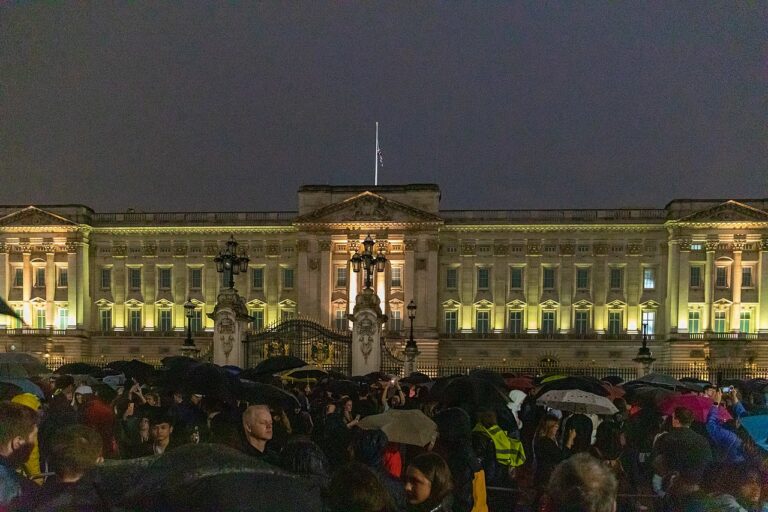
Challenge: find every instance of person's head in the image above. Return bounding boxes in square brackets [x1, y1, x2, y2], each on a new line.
[74, 385, 93, 406]
[113, 396, 135, 419]
[149, 409, 175, 444]
[404, 452, 453, 507]
[190, 393, 203, 406]
[323, 462, 394, 512]
[145, 391, 160, 407]
[0, 401, 39, 467]
[671, 407, 694, 428]
[55, 375, 75, 401]
[476, 408, 498, 429]
[325, 402, 336, 415]
[388, 394, 402, 408]
[593, 421, 623, 460]
[536, 414, 561, 439]
[702, 385, 716, 398]
[351, 429, 389, 468]
[340, 397, 353, 413]
[172, 391, 183, 404]
[279, 439, 329, 478]
[433, 407, 472, 445]
[49, 424, 103, 482]
[242, 405, 273, 447]
[547, 453, 618, 512]
[653, 429, 712, 495]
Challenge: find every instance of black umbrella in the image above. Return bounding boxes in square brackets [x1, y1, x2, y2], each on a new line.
[236, 380, 301, 410]
[0, 381, 22, 400]
[123, 359, 155, 385]
[161, 356, 199, 370]
[0, 353, 49, 376]
[601, 375, 625, 386]
[55, 362, 101, 375]
[327, 379, 360, 397]
[362, 371, 392, 383]
[248, 356, 307, 376]
[625, 373, 689, 391]
[400, 372, 432, 385]
[184, 363, 232, 398]
[105, 360, 131, 373]
[534, 376, 610, 398]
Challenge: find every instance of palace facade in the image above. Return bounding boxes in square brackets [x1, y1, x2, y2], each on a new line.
[2, 184, 768, 368]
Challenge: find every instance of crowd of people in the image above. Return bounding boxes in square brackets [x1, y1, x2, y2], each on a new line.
[1, 361, 768, 512]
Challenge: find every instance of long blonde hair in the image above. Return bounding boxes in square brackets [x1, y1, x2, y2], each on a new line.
[536, 414, 560, 439]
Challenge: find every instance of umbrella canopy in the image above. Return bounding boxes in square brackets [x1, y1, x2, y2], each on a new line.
[399, 372, 432, 385]
[659, 394, 732, 424]
[0, 361, 29, 379]
[183, 363, 232, 398]
[362, 371, 392, 383]
[626, 373, 688, 390]
[123, 359, 155, 384]
[0, 353, 49, 376]
[235, 380, 300, 410]
[741, 415, 768, 453]
[249, 356, 307, 376]
[535, 376, 610, 398]
[0, 381, 22, 400]
[55, 362, 102, 375]
[161, 356, 199, 370]
[326, 379, 360, 397]
[601, 375, 625, 386]
[358, 408, 438, 447]
[619, 385, 676, 408]
[279, 365, 327, 382]
[105, 360, 131, 373]
[537, 389, 619, 416]
[0, 377, 44, 399]
[504, 376, 535, 391]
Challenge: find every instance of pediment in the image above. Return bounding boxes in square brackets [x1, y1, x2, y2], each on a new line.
[573, 299, 593, 308]
[442, 299, 462, 308]
[0, 206, 79, 227]
[506, 299, 527, 308]
[293, 191, 443, 227]
[607, 300, 626, 308]
[677, 201, 768, 223]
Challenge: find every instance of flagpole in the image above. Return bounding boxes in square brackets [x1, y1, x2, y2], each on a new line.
[375, 122, 379, 186]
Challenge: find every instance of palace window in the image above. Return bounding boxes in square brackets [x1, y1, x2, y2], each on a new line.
[608, 311, 622, 336]
[742, 267, 753, 288]
[642, 310, 656, 335]
[444, 310, 458, 334]
[389, 310, 402, 333]
[189, 268, 202, 291]
[190, 309, 203, 332]
[12, 307, 23, 329]
[56, 307, 68, 330]
[714, 311, 727, 333]
[34, 308, 46, 329]
[335, 309, 347, 331]
[740, 311, 751, 333]
[250, 309, 264, 331]
[158, 268, 172, 290]
[510, 267, 524, 290]
[576, 268, 590, 291]
[574, 310, 589, 335]
[689, 266, 701, 288]
[128, 268, 141, 291]
[609, 268, 623, 290]
[508, 310, 523, 334]
[158, 309, 172, 332]
[391, 266, 402, 288]
[12, 268, 23, 288]
[282, 268, 294, 290]
[57, 267, 68, 288]
[541, 311, 556, 334]
[688, 311, 700, 334]
[129, 309, 142, 332]
[716, 267, 728, 288]
[280, 309, 295, 322]
[99, 308, 112, 332]
[34, 268, 45, 288]
[477, 268, 490, 290]
[335, 267, 347, 288]
[446, 268, 458, 290]
[642, 268, 655, 290]
[476, 310, 490, 333]
[100, 268, 112, 290]
[542, 268, 556, 290]
[251, 268, 264, 290]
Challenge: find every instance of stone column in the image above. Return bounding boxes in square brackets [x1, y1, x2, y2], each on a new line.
[349, 288, 387, 376]
[676, 240, 690, 333]
[0, 246, 7, 328]
[211, 288, 251, 367]
[425, 238, 439, 333]
[78, 239, 91, 328]
[667, 239, 680, 332]
[525, 241, 541, 332]
[45, 251, 55, 327]
[759, 238, 768, 333]
[730, 237, 744, 332]
[22, 252, 31, 324]
[66, 245, 78, 329]
[703, 239, 717, 332]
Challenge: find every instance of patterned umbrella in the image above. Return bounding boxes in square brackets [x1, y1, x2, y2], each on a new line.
[537, 389, 619, 416]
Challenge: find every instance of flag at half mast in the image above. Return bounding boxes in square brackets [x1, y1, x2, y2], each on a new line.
[375, 122, 383, 186]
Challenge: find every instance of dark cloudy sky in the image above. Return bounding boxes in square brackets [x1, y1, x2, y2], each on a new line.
[1, 3, 765, 212]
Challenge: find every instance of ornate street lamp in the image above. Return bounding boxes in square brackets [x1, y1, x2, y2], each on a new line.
[180, 298, 200, 357]
[403, 300, 420, 373]
[214, 235, 250, 289]
[350, 234, 387, 290]
[633, 323, 655, 375]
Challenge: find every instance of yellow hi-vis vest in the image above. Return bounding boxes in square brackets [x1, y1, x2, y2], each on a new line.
[472, 423, 526, 468]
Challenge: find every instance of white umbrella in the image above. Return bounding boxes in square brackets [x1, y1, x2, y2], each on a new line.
[537, 389, 618, 416]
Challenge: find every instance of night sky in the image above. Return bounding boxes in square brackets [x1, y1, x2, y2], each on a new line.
[1, 3, 765, 213]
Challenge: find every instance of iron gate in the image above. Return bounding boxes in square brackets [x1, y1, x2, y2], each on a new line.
[243, 318, 352, 374]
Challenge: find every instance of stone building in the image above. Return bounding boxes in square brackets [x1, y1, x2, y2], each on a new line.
[1, 184, 767, 368]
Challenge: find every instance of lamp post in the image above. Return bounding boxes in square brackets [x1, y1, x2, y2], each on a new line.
[180, 298, 200, 357]
[214, 235, 250, 289]
[350, 234, 387, 290]
[403, 300, 419, 374]
[633, 322, 655, 377]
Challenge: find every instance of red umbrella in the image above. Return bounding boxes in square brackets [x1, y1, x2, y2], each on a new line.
[660, 394, 732, 423]
[504, 376, 534, 391]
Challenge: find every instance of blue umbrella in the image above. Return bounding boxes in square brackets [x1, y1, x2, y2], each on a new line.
[741, 415, 768, 452]
[0, 377, 44, 399]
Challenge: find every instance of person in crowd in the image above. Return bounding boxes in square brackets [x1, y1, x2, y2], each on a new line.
[10, 393, 42, 484]
[381, 379, 406, 412]
[562, 413, 593, 454]
[139, 407, 177, 456]
[351, 429, 408, 511]
[433, 407, 487, 512]
[471, 408, 525, 487]
[507, 389, 527, 432]
[0, 401, 39, 508]
[278, 438, 330, 483]
[701, 462, 763, 512]
[589, 420, 629, 499]
[240, 404, 277, 463]
[404, 452, 454, 512]
[544, 453, 618, 512]
[323, 462, 396, 512]
[113, 396, 139, 458]
[707, 389, 747, 463]
[533, 414, 576, 492]
[80, 384, 118, 459]
[341, 396, 362, 428]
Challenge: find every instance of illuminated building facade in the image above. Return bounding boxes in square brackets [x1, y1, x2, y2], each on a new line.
[1, 184, 768, 367]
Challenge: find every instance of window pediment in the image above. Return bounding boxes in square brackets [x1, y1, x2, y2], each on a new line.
[607, 300, 626, 309]
[540, 299, 560, 309]
[442, 299, 461, 308]
[573, 299, 593, 309]
[279, 299, 297, 308]
[506, 299, 526, 308]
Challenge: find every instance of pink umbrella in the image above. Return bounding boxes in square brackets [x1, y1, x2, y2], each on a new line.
[660, 394, 732, 423]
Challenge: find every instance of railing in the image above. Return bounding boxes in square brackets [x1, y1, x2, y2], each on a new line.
[439, 331, 661, 341]
[441, 208, 668, 223]
[671, 332, 764, 341]
[92, 330, 213, 338]
[92, 211, 296, 225]
[0, 328, 88, 337]
[43, 355, 163, 372]
[416, 363, 641, 380]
